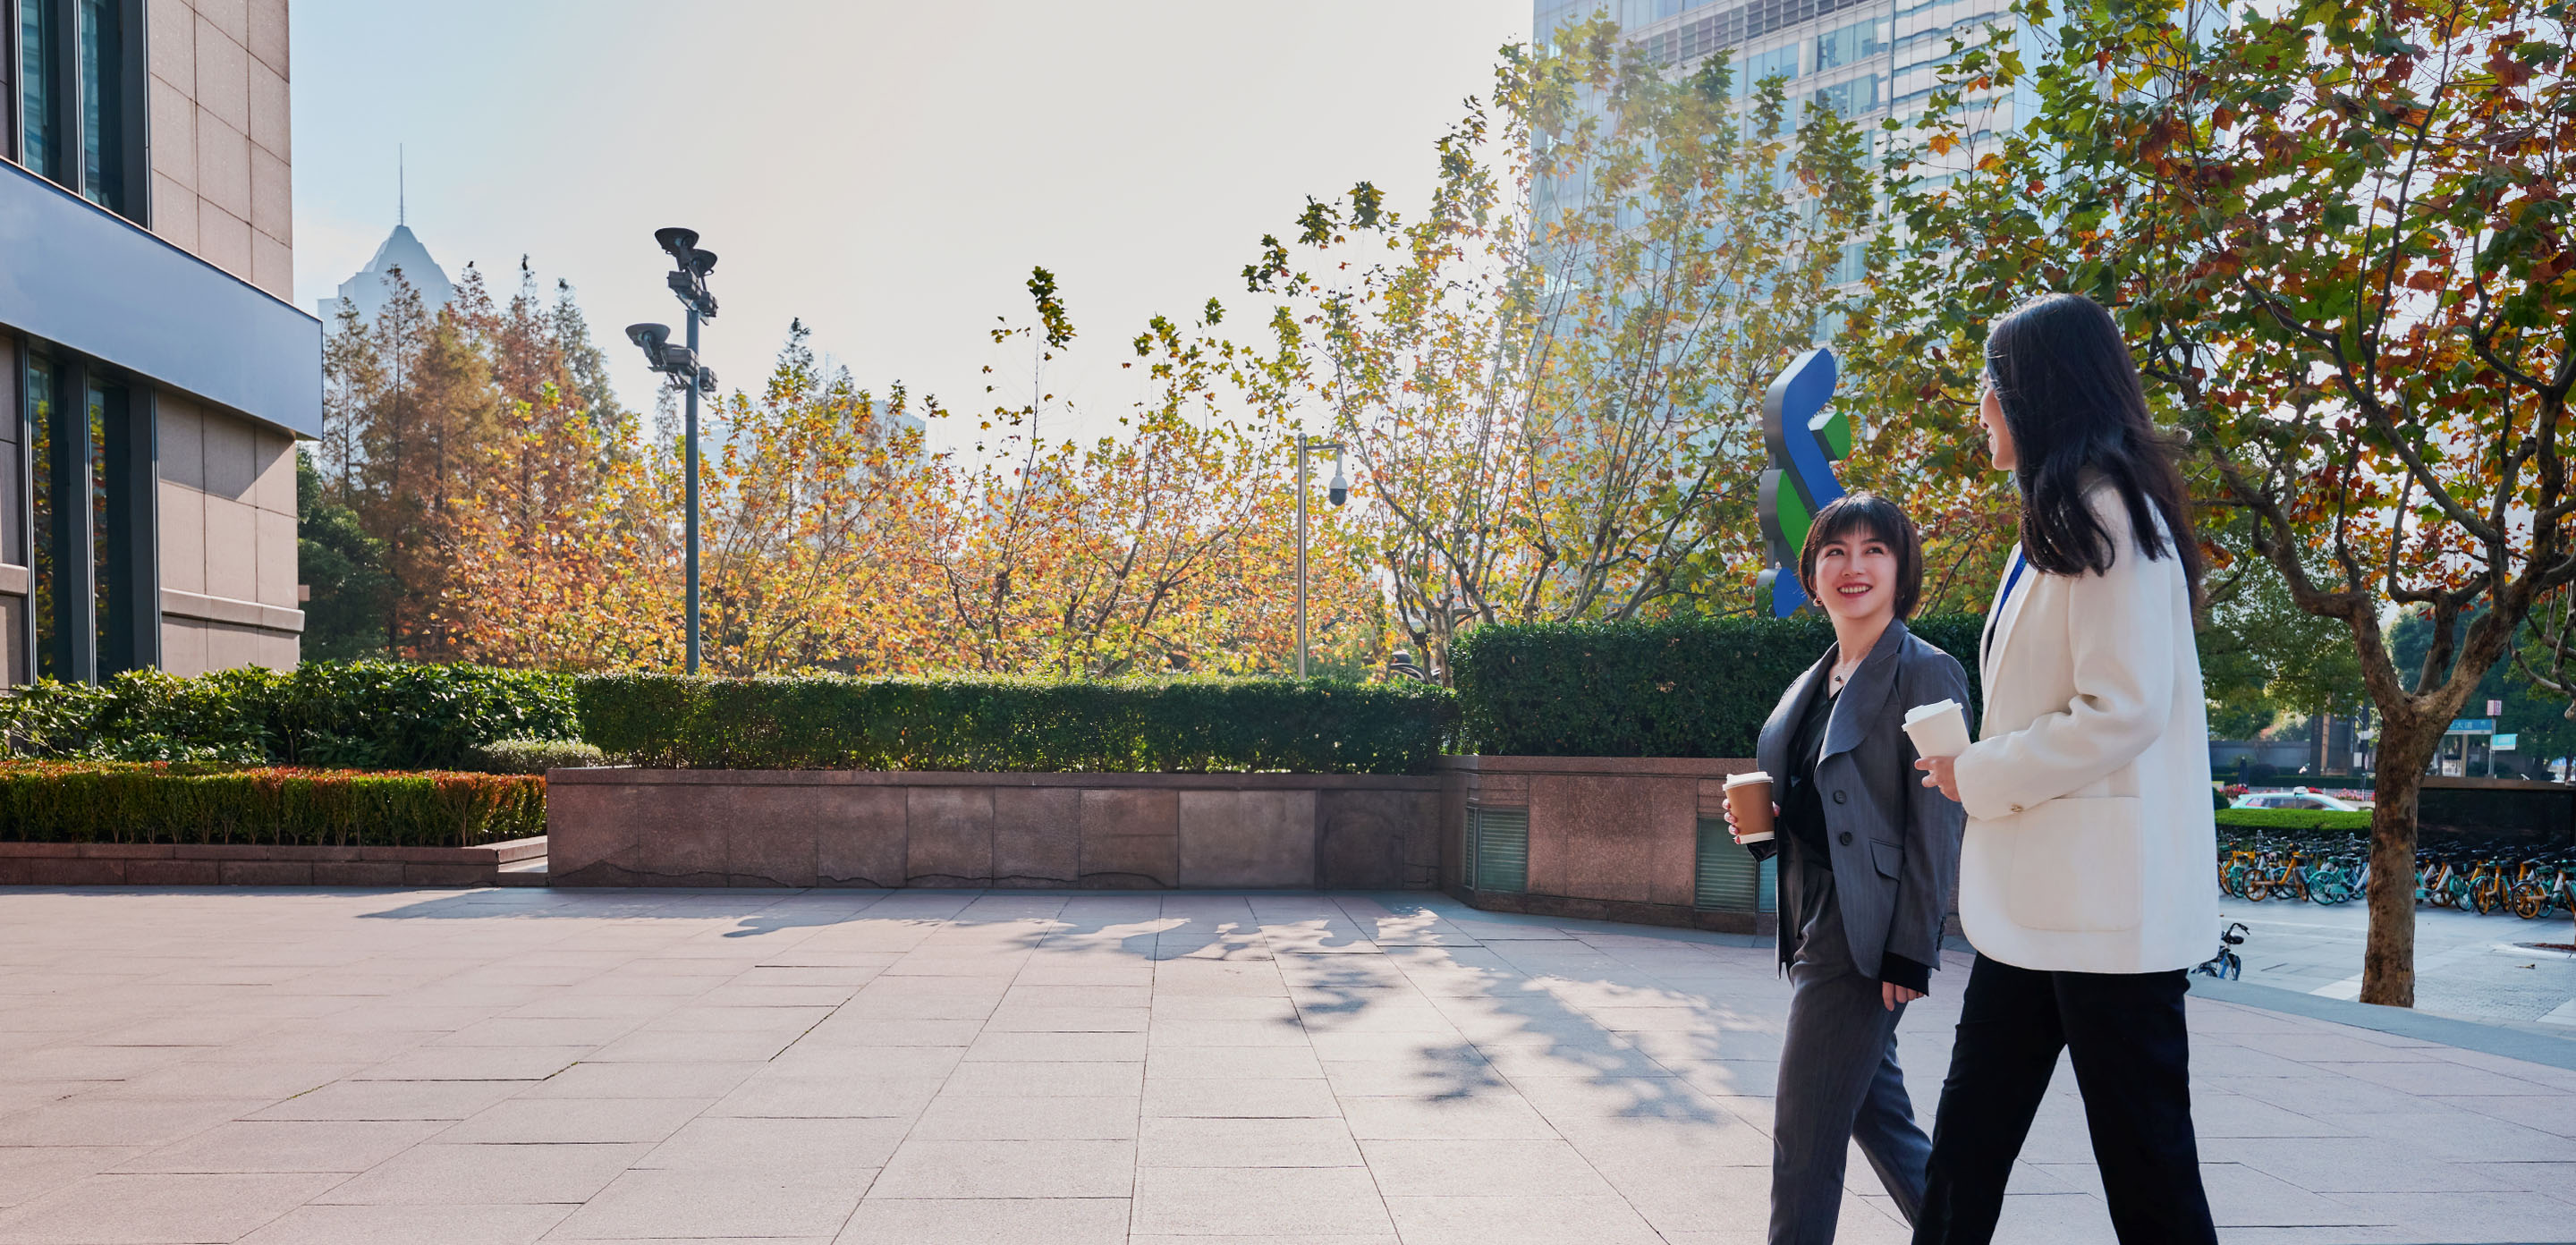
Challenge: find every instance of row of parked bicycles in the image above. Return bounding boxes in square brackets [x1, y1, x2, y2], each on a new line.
[2218, 833, 2576, 919]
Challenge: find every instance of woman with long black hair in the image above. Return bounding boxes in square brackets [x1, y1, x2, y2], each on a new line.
[1911, 292, 2220, 1245]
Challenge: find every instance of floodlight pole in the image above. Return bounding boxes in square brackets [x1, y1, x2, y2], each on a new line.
[1297, 440, 1309, 681]
[1294, 436, 1343, 680]
[683, 305, 701, 674]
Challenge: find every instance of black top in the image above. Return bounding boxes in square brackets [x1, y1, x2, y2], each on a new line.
[1781, 681, 1838, 860]
[1774, 671, 1932, 995]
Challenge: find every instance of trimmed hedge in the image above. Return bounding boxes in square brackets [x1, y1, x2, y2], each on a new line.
[577, 674, 1457, 775]
[1451, 614, 1986, 758]
[2216, 808, 2375, 834]
[2, 662, 579, 769]
[469, 738, 606, 775]
[0, 762, 547, 847]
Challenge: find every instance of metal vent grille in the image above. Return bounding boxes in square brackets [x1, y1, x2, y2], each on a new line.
[1470, 807, 1530, 895]
[1695, 817, 1778, 913]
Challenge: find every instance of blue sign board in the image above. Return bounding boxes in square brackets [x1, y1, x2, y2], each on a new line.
[2448, 718, 2496, 734]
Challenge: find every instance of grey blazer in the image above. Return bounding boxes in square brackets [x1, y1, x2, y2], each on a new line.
[1753, 619, 1971, 981]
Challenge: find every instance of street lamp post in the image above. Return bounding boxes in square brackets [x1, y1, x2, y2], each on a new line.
[1294, 436, 1348, 680]
[625, 228, 719, 673]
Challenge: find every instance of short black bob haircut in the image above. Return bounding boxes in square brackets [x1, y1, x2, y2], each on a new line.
[1798, 491, 1924, 619]
[1984, 292, 2204, 598]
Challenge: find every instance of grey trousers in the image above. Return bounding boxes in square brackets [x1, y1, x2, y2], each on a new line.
[1771, 856, 1932, 1245]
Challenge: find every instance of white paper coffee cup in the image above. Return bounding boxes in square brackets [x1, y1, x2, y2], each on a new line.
[1723, 770, 1775, 843]
[1902, 699, 1971, 758]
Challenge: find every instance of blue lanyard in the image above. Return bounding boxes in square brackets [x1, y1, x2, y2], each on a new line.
[1984, 551, 2029, 660]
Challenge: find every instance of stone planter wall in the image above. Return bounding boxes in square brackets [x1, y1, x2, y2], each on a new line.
[1442, 755, 1772, 934]
[0, 836, 548, 886]
[545, 768, 1443, 890]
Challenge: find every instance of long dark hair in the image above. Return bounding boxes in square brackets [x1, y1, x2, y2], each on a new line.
[1985, 292, 2203, 599]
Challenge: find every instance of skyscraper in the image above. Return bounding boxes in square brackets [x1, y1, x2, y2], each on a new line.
[317, 221, 455, 326]
[1536, 0, 2023, 289]
[2, 0, 319, 682]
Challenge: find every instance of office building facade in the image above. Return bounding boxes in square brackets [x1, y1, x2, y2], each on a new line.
[1, 0, 319, 685]
[1537, 0, 2021, 289]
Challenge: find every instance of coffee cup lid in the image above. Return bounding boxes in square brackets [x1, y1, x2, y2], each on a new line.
[1723, 771, 1771, 788]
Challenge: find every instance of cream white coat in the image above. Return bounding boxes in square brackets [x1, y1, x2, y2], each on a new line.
[1953, 484, 2218, 974]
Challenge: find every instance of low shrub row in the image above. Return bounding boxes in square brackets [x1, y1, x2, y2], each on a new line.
[0, 762, 547, 847]
[3, 662, 579, 769]
[468, 738, 606, 775]
[577, 673, 1457, 775]
[1450, 614, 1986, 758]
[2215, 808, 2376, 834]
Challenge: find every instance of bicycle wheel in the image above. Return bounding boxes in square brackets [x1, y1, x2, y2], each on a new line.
[2513, 885, 2548, 919]
[2244, 879, 2270, 903]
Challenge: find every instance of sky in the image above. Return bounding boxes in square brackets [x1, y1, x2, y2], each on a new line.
[290, 0, 1533, 453]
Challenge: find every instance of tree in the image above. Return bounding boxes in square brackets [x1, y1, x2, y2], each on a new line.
[293, 449, 389, 661]
[436, 385, 665, 671]
[317, 259, 638, 664]
[682, 321, 941, 677]
[2198, 531, 2367, 749]
[1859, 0, 2573, 1005]
[2392, 606, 2576, 771]
[1248, 17, 1876, 677]
[927, 277, 1382, 678]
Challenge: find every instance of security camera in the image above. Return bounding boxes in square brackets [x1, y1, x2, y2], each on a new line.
[1327, 453, 1349, 507]
[626, 322, 672, 360]
[687, 248, 717, 276]
[696, 365, 718, 393]
[653, 227, 700, 259]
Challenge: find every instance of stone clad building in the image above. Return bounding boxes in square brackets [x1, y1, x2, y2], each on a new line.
[0, 0, 318, 684]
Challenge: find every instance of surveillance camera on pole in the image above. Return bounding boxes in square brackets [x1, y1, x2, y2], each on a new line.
[628, 225, 720, 674]
[1295, 436, 1348, 680]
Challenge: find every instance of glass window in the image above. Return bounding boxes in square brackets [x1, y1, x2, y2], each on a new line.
[1810, 73, 1881, 117]
[1736, 44, 1801, 97]
[26, 355, 56, 679]
[19, 0, 52, 178]
[85, 379, 107, 665]
[78, 0, 123, 212]
[1816, 19, 1888, 71]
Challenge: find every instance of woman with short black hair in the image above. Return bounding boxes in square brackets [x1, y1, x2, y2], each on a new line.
[1728, 490, 1970, 1245]
[1912, 292, 2220, 1245]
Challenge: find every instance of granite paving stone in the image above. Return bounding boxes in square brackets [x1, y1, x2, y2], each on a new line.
[544, 1168, 868, 1240]
[0, 1172, 344, 1245]
[0, 886, 2568, 1243]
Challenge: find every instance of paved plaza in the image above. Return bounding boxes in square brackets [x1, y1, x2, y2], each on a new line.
[2224, 899, 2576, 1030]
[0, 888, 2571, 1244]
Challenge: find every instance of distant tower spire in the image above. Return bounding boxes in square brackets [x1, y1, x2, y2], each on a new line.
[398, 144, 406, 225]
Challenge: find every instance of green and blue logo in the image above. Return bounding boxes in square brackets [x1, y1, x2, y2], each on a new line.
[1754, 348, 1852, 617]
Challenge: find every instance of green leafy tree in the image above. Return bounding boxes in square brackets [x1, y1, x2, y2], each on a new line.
[294, 450, 389, 662]
[2392, 606, 2576, 772]
[1248, 17, 1876, 677]
[1857, 0, 2572, 1006]
[2199, 529, 2366, 749]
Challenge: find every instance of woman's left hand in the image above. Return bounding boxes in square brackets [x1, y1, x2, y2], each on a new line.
[1882, 982, 1924, 1011]
[1915, 755, 1960, 801]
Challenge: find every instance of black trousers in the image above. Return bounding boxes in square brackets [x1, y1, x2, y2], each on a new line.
[1911, 954, 2217, 1245]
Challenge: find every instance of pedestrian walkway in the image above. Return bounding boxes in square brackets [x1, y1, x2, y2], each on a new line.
[0, 886, 2569, 1244]
[2224, 898, 2576, 1029]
